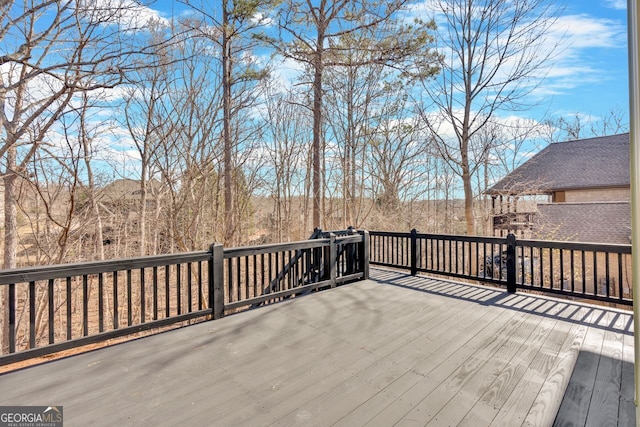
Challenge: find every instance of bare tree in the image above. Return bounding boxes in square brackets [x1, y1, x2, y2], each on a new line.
[148, 23, 228, 252]
[418, 0, 560, 235]
[0, 0, 156, 351]
[0, 0, 161, 265]
[76, 93, 107, 261]
[544, 109, 630, 143]
[262, 82, 311, 242]
[181, 0, 274, 245]
[366, 94, 431, 228]
[121, 22, 177, 255]
[259, 0, 437, 229]
[323, 40, 402, 228]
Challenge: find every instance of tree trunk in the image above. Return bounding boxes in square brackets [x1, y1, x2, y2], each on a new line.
[312, 30, 324, 229]
[222, 1, 234, 245]
[81, 104, 105, 261]
[153, 191, 162, 255]
[303, 148, 312, 233]
[343, 72, 354, 227]
[461, 77, 475, 236]
[139, 166, 148, 256]
[483, 157, 490, 236]
[462, 161, 475, 235]
[1, 146, 18, 352]
[3, 146, 18, 269]
[85, 174, 105, 261]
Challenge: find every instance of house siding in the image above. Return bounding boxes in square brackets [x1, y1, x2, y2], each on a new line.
[563, 188, 630, 203]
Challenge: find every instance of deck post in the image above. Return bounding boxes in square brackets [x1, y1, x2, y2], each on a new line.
[313, 228, 323, 282]
[627, 0, 640, 421]
[346, 226, 355, 275]
[209, 243, 225, 320]
[329, 233, 337, 288]
[8, 284, 15, 353]
[410, 229, 418, 276]
[360, 230, 370, 280]
[506, 234, 517, 293]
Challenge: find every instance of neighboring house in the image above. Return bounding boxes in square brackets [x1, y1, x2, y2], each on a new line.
[96, 179, 161, 210]
[486, 133, 630, 244]
[94, 178, 162, 229]
[92, 179, 163, 247]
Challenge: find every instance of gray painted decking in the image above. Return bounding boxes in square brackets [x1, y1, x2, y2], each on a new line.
[0, 269, 634, 426]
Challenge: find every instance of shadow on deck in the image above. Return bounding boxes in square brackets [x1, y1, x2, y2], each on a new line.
[0, 268, 634, 426]
[373, 269, 633, 335]
[372, 269, 634, 426]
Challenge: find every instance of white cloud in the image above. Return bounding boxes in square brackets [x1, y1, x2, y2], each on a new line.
[79, 0, 169, 31]
[403, 0, 437, 19]
[604, 0, 627, 11]
[270, 55, 306, 91]
[407, 3, 627, 107]
[0, 63, 68, 122]
[251, 12, 275, 27]
[548, 14, 626, 49]
[525, 13, 627, 99]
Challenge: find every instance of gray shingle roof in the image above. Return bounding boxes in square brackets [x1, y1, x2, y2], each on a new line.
[487, 133, 630, 194]
[533, 202, 631, 244]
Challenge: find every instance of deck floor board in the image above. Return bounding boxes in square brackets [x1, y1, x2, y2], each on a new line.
[0, 269, 633, 426]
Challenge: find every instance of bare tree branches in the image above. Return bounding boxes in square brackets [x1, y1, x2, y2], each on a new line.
[418, 0, 561, 235]
[259, 0, 438, 229]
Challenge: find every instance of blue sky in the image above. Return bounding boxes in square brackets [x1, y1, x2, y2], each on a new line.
[539, 0, 629, 125]
[146, 0, 631, 131]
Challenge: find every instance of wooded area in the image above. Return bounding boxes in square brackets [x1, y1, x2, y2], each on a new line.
[0, 0, 628, 268]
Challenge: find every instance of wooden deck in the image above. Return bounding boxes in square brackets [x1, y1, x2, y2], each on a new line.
[0, 269, 634, 426]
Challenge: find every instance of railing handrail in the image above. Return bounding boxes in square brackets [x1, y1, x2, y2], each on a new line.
[370, 230, 509, 245]
[223, 238, 330, 258]
[516, 238, 631, 253]
[223, 234, 364, 259]
[0, 235, 368, 286]
[370, 230, 632, 252]
[369, 229, 632, 307]
[0, 229, 369, 365]
[0, 251, 211, 285]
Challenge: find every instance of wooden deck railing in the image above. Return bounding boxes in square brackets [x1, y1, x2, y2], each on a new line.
[370, 230, 632, 306]
[1, 228, 630, 366]
[224, 231, 368, 311]
[0, 230, 369, 365]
